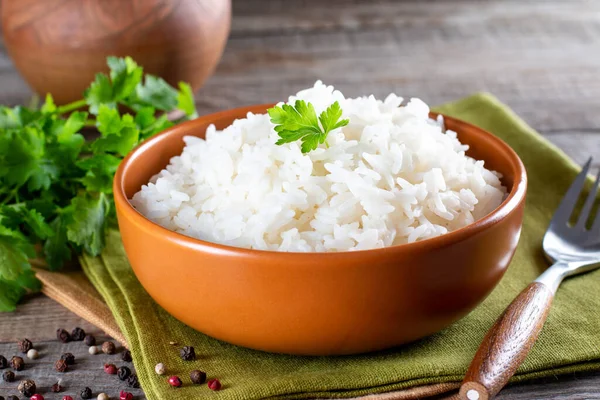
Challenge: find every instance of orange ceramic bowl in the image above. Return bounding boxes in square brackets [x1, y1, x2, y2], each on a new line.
[114, 105, 527, 355]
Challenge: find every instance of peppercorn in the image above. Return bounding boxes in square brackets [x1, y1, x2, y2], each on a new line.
[57, 328, 71, 343]
[89, 346, 100, 355]
[2, 370, 15, 382]
[27, 349, 39, 360]
[0, 395, 4, 400]
[168, 376, 182, 388]
[97, 394, 109, 400]
[61, 352, 75, 365]
[31, 395, 45, 400]
[63, 397, 74, 400]
[121, 349, 132, 362]
[190, 369, 207, 384]
[117, 365, 131, 381]
[102, 341, 116, 355]
[154, 362, 166, 375]
[71, 327, 86, 341]
[18, 378, 37, 397]
[180, 346, 196, 361]
[18, 338, 33, 353]
[10, 355, 24, 371]
[51, 381, 64, 392]
[104, 363, 117, 375]
[127, 373, 140, 389]
[84, 334, 96, 346]
[54, 358, 69, 372]
[80, 387, 93, 399]
[208, 378, 222, 391]
[7, 397, 19, 400]
[0, 355, 7, 368]
[119, 392, 133, 400]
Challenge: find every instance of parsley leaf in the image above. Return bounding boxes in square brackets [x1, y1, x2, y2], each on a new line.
[177, 82, 198, 118]
[132, 75, 178, 111]
[44, 216, 71, 271]
[268, 100, 349, 153]
[65, 192, 109, 256]
[0, 226, 36, 281]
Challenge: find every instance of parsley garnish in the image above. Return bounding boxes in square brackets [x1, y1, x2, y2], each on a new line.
[268, 100, 349, 153]
[0, 56, 197, 311]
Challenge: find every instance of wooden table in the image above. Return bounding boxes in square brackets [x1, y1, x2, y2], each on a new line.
[2, 1, 600, 398]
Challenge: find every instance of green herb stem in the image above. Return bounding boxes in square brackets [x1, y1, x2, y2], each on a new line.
[57, 99, 87, 114]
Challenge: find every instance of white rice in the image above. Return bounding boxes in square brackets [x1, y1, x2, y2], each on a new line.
[130, 82, 506, 252]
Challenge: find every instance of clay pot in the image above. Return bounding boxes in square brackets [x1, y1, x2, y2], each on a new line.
[113, 105, 528, 355]
[1, 0, 231, 104]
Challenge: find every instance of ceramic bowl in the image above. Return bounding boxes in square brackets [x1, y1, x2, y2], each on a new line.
[113, 104, 527, 355]
[1, 0, 231, 104]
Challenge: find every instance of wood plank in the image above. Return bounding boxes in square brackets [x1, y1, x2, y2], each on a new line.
[194, 0, 600, 133]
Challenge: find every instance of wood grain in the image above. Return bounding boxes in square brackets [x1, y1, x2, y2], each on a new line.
[460, 283, 555, 399]
[2, 0, 600, 398]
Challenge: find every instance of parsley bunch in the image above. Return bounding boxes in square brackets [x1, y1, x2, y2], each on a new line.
[0, 56, 197, 311]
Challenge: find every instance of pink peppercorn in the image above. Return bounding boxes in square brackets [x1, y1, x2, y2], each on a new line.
[208, 378, 222, 391]
[104, 363, 118, 374]
[119, 391, 134, 400]
[30, 395, 44, 400]
[63, 396, 74, 400]
[168, 376, 183, 388]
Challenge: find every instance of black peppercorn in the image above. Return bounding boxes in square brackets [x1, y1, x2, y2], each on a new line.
[18, 379, 37, 397]
[84, 334, 96, 346]
[117, 365, 131, 381]
[180, 346, 196, 361]
[121, 349, 132, 362]
[190, 369, 207, 384]
[10, 356, 24, 371]
[0, 355, 7, 368]
[71, 327, 86, 341]
[57, 328, 71, 343]
[61, 352, 75, 365]
[80, 387, 92, 399]
[127, 373, 140, 389]
[51, 381, 63, 392]
[7, 396, 19, 400]
[2, 370, 15, 382]
[17, 338, 33, 353]
[101, 341, 116, 355]
[0, 395, 4, 400]
[54, 358, 69, 372]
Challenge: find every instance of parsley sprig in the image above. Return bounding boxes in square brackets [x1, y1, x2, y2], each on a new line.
[268, 100, 349, 153]
[0, 56, 197, 311]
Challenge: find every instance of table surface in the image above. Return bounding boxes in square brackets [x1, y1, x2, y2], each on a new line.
[2, 0, 600, 399]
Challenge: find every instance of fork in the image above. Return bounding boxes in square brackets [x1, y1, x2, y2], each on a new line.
[459, 157, 600, 400]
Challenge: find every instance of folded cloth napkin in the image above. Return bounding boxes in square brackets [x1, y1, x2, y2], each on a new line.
[80, 93, 600, 400]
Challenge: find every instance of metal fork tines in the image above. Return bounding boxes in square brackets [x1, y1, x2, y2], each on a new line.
[541, 157, 600, 277]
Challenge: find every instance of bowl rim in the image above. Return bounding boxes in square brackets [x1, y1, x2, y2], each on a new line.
[113, 103, 527, 259]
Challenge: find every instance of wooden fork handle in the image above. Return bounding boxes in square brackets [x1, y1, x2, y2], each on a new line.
[459, 282, 555, 400]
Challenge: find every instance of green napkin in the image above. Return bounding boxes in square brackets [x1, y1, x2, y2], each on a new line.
[81, 93, 600, 400]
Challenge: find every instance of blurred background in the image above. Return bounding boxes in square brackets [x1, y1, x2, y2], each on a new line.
[1, 0, 599, 167]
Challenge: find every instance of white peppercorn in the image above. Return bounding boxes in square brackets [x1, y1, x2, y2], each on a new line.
[89, 345, 100, 355]
[26, 349, 39, 360]
[154, 362, 166, 375]
[97, 393, 109, 400]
